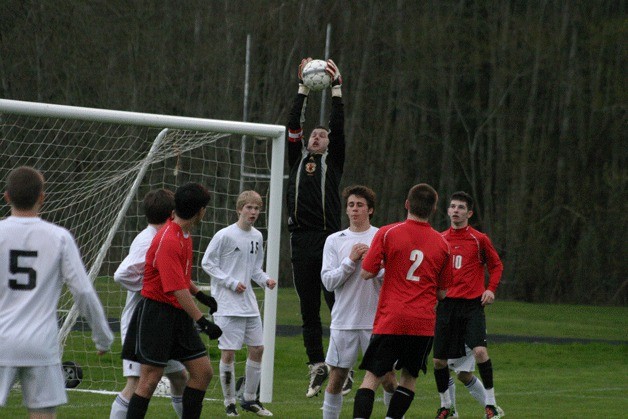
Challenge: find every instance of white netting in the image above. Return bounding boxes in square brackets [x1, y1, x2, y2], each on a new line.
[0, 106, 280, 394]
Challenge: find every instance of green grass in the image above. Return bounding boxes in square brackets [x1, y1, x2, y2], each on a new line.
[4, 287, 627, 417]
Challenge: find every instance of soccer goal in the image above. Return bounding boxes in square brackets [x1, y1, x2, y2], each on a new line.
[0, 99, 284, 402]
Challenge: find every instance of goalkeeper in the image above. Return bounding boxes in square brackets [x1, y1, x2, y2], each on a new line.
[286, 57, 345, 398]
[110, 189, 217, 418]
[124, 183, 222, 419]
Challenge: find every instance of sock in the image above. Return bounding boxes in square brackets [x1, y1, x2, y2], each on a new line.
[484, 387, 496, 406]
[220, 361, 236, 405]
[171, 395, 183, 418]
[386, 386, 414, 419]
[181, 386, 205, 419]
[477, 359, 494, 389]
[383, 390, 394, 407]
[465, 376, 487, 406]
[322, 390, 343, 419]
[448, 377, 456, 411]
[109, 394, 129, 419]
[434, 367, 451, 407]
[126, 393, 150, 419]
[353, 388, 375, 419]
[244, 359, 262, 401]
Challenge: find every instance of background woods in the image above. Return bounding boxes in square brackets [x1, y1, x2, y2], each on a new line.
[0, 0, 625, 305]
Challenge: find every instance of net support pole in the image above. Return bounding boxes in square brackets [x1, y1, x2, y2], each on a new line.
[259, 131, 285, 403]
[57, 128, 170, 349]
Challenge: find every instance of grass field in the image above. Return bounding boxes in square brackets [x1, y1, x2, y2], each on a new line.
[4, 287, 627, 418]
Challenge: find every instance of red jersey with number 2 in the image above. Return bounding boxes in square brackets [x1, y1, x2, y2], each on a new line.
[362, 220, 452, 336]
[142, 220, 193, 309]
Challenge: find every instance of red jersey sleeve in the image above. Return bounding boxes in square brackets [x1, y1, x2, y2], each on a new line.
[481, 234, 503, 293]
[438, 250, 454, 290]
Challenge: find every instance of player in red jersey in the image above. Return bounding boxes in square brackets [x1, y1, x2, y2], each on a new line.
[433, 191, 504, 419]
[124, 183, 222, 419]
[352, 183, 452, 419]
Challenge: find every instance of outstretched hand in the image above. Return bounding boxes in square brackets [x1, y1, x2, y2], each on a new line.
[298, 57, 313, 83]
[481, 290, 495, 306]
[326, 59, 342, 87]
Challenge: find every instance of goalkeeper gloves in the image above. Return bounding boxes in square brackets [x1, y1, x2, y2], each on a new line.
[195, 290, 218, 314]
[326, 59, 342, 97]
[196, 316, 222, 340]
[298, 57, 312, 96]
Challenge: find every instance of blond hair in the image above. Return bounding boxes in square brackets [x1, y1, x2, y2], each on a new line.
[236, 190, 263, 211]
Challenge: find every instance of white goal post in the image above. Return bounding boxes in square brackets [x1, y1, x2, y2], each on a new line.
[0, 98, 284, 402]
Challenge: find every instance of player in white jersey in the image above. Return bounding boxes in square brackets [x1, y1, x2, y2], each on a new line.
[320, 185, 398, 419]
[110, 189, 217, 418]
[201, 190, 276, 417]
[0, 166, 113, 419]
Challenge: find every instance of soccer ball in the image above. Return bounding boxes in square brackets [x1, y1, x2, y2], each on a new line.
[62, 361, 83, 388]
[153, 376, 171, 396]
[302, 59, 331, 91]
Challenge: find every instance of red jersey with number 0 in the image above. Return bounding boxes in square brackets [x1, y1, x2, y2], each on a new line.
[441, 226, 503, 299]
[142, 220, 193, 308]
[362, 219, 452, 336]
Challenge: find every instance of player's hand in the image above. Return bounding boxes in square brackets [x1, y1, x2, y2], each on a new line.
[349, 243, 369, 262]
[235, 282, 247, 293]
[196, 316, 223, 340]
[266, 279, 277, 290]
[326, 59, 342, 87]
[195, 290, 218, 314]
[298, 57, 312, 83]
[481, 290, 495, 306]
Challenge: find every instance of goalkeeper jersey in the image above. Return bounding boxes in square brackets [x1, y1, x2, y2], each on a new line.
[0, 216, 113, 366]
[321, 226, 382, 330]
[201, 223, 269, 317]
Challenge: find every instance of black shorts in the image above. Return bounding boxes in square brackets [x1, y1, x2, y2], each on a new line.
[359, 334, 433, 378]
[433, 297, 487, 360]
[121, 297, 207, 367]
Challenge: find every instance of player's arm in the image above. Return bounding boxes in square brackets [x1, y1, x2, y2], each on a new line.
[113, 235, 148, 292]
[173, 288, 222, 339]
[189, 281, 218, 314]
[322, 238, 360, 290]
[287, 58, 311, 166]
[251, 237, 275, 289]
[201, 233, 240, 292]
[360, 229, 384, 280]
[482, 235, 504, 294]
[60, 232, 113, 353]
[326, 59, 345, 165]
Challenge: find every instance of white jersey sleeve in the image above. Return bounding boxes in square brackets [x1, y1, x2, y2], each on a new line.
[321, 234, 358, 292]
[113, 226, 157, 292]
[201, 229, 240, 292]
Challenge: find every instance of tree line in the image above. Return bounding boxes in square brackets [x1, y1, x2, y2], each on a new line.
[0, 0, 625, 304]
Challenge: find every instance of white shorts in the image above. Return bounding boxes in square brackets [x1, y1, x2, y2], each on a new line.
[447, 345, 476, 373]
[0, 365, 67, 409]
[325, 329, 372, 369]
[123, 359, 186, 377]
[213, 316, 263, 351]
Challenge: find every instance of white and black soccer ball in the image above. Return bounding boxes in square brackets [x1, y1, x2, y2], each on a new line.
[302, 59, 331, 91]
[62, 361, 83, 389]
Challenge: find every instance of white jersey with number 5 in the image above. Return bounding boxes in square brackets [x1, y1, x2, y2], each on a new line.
[0, 216, 113, 366]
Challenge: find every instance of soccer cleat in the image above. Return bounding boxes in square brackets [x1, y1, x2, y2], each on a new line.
[485, 404, 502, 419]
[240, 399, 273, 416]
[435, 406, 455, 418]
[225, 403, 239, 417]
[306, 363, 329, 398]
[341, 369, 354, 396]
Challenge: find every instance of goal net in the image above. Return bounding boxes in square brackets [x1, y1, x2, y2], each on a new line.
[0, 99, 284, 401]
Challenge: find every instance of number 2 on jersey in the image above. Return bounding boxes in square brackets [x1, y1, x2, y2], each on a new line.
[9, 250, 38, 290]
[406, 249, 424, 282]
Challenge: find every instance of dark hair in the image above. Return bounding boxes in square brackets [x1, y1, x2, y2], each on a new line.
[6, 166, 44, 210]
[143, 189, 175, 224]
[450, 191, 474, 211]
[174, 183, 211, 220]
[313, 125, 330, 133]
[342, 185, 376, 218]
[407, 183, 438, 218]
